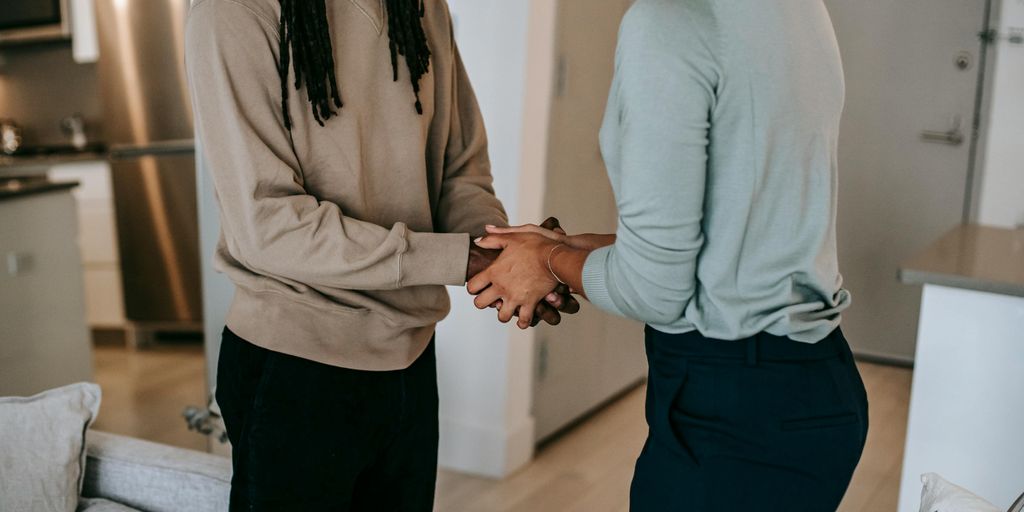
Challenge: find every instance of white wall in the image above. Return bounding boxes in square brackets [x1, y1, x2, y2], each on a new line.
[977, 0, 1024, 228]
[435, 0, 557, 478]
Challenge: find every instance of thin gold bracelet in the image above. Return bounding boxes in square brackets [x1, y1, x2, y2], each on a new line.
[547, 243, 567, 285]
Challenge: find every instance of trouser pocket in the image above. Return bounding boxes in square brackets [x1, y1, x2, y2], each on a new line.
[647, 359, 700, 465]
[216, 329, 271, 427]
[777, 357, 865, 432]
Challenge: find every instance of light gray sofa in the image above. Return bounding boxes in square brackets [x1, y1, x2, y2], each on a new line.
[76, 431, 1024, 512]
[78, 431, 230, 512]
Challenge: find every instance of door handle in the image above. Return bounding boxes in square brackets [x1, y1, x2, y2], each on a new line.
[921, 116, 964, 146]
[921, 129, 964, 146]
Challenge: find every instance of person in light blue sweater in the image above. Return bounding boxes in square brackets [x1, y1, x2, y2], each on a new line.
[468, 0, 869, 509]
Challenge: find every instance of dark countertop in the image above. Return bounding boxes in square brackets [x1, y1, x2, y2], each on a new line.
[0, 139, 195, 171]
[0, 178, 79, 202]
[0, 146, 108, 170]
[900, 224, 1024, 298]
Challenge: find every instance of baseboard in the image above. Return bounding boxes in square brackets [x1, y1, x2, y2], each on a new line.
[438, 414, 536, 479]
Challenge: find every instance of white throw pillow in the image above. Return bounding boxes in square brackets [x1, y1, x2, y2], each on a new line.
[0, 383, 102, 512]
[919, 473, 1001, 512]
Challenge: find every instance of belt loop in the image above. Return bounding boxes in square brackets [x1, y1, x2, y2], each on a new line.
[746, 337, 758, 366]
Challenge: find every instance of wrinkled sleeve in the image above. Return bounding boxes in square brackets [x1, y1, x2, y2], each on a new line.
[582, 2, 717, 324]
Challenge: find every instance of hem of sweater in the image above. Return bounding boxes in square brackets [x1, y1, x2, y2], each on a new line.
[582, 246, 625, 317]
[764, 317, 842, 344]
[649, 315, 842, 344]
[225, 287, 437, 371]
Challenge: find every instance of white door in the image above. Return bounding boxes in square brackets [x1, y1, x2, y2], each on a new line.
[824, 0, 993, 362]
[532, 0, 646, 441]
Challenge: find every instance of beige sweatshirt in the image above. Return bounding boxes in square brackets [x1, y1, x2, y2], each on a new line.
[185, 0, 507, 370]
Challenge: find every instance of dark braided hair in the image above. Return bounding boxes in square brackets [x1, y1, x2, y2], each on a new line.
[277, 0, 432, 130]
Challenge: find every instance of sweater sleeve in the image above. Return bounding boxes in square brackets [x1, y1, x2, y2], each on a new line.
[582, 0, 718, 325]
[186, 0, 469, 291]
[433, 18, 509, 236]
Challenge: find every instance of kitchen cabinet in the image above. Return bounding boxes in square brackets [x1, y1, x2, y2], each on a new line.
[0, 181, 94, 396]
[49, 161, 126, 328]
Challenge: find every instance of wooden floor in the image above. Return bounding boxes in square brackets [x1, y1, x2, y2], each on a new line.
[93, 344, 912, 511]
[92, 343, 209, 452]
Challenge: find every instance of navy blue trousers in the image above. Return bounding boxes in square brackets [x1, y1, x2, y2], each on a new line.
[631, 327, 869, 511]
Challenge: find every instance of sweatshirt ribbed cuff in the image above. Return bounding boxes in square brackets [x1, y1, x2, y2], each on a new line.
[582, 245, 624, 317]
[400, 232, 471, 287]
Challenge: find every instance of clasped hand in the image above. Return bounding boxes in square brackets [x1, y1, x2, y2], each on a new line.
[466, 217, 580, 329]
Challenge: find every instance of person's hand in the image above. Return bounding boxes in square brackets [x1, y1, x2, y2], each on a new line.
[467, 244, 501, 282]
[485, 225, 614, 252]
[487, 218, 580, 326]
[468, 232, 562, 329]
[534, 217, 581, 316]
[467, 218, 574, 327]
[468, 242, 558, 325]
[484, 223, 566, 243]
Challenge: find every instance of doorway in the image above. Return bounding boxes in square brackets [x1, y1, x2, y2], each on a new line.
[823, 0, 995, 362]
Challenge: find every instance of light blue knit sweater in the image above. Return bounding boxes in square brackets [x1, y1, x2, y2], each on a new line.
[582, 0, 852, 343]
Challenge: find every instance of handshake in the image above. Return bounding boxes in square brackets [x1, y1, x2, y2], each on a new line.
[464, 217, 609, 329]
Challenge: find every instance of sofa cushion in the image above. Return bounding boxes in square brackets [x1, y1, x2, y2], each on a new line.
[919, 473, 1001, 512]
[82, 431, 231, 512]
[1009, 491, 1024, 512]
[76, 497, 140, 512]
[0, 383, 102, 512]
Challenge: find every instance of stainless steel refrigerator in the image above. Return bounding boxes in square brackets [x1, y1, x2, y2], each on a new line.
[95, 0, 202, 344]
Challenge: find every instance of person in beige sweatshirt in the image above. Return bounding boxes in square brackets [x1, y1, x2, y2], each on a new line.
[185, 0, 575, 509]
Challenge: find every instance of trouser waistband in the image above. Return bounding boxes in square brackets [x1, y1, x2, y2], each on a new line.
[645, 326, 849, 365]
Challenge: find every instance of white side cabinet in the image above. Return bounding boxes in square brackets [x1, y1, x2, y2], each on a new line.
[897, 225, 1024, 511]
[897, 285, 1024, 512]
[0, 187, 94, 396]
[50, 161, 126, 328]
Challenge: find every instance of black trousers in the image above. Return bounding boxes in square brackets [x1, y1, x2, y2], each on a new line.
[216, 328, 439, 511]
[631, 326, 869, 511]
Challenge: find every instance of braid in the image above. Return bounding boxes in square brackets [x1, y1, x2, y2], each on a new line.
[386, 0, 432, 114]
[277, 0, 432, 129]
